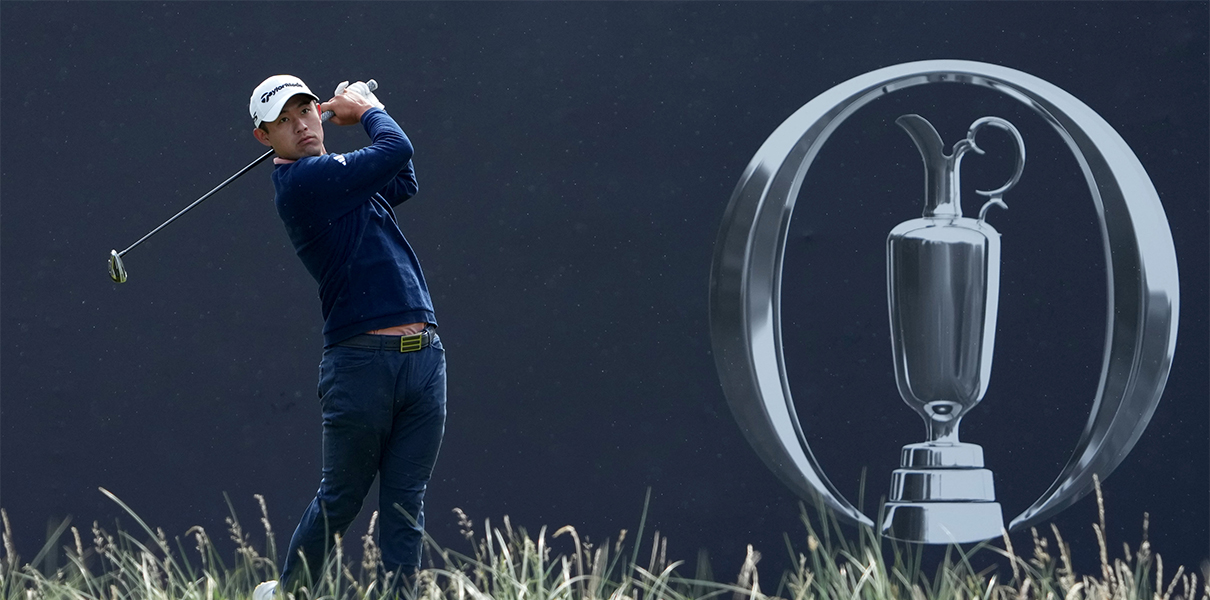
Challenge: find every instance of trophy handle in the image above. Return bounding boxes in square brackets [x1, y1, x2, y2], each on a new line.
[710, 59, 1179, 535]
[967, 116, 1027, 201]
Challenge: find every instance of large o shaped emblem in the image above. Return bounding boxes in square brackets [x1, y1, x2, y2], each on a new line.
[708, 59, 1179, 533]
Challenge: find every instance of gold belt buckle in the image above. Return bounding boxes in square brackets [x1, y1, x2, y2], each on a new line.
[399, 331, 424, 353]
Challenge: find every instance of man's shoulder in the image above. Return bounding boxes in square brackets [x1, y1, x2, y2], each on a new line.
[277, 153, 346, 171]
[273, 154, 349, 189]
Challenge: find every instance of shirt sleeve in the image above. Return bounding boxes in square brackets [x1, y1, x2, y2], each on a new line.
[285, 108, 416, 220]
[378, 159, 419, 207]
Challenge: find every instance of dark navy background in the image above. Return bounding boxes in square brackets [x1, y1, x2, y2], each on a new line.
[2, 1, 1206, 578]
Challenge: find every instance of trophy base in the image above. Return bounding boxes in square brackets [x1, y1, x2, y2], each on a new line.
[890, 467, 996, 501]
[881, 441, 1003, 543]
[901, 441, 985, 468]
[881, 501, 1004, 544]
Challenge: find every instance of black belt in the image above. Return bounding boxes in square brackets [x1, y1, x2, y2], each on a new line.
[337, 326, 436, 353]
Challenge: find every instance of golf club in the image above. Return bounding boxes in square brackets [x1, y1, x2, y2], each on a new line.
[108, 79, 378, 283]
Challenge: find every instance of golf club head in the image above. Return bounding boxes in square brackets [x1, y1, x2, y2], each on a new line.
[108, 250, 128, 283]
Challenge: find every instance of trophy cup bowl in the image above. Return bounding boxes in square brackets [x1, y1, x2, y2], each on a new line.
[890, 223, 996, 435]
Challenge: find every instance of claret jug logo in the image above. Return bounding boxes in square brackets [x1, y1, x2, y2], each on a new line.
[708, 60, 1180, 544]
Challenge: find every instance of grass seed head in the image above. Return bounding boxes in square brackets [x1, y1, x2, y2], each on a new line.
[453, 508, 475, 542]
[2, 508, 17, 568]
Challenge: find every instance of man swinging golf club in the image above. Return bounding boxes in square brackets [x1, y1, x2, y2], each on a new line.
[248, 75, 445, 598]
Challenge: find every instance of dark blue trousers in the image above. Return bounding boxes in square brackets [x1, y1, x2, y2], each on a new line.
[280, 334, 446, 590]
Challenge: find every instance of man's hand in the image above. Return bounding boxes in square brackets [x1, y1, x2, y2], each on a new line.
[321, 80, 382, 126]
[336, 80, 385, 110]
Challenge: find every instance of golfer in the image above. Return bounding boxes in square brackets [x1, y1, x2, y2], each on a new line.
[247, 75, 445, 598]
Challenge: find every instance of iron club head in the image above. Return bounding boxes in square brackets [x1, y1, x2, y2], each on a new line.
[108, 250, 128, 283]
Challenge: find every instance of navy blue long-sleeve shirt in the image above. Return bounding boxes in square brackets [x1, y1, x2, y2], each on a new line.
[272, 108, 435, 346]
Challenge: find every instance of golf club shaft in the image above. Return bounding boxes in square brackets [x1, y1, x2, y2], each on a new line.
[114, 78, 377, 258]
[116, 149, 275, 257]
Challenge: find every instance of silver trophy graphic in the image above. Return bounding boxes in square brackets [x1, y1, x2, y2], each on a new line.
[881, 114, 1025, 543]
[710, 61, 1178, 544]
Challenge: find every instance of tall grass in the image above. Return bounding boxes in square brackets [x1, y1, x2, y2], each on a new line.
[1, 481, 1206, 600]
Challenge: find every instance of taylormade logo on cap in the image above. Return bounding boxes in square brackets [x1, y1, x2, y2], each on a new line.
[250, 75, 319, 126]
[260, 82, 305, 104]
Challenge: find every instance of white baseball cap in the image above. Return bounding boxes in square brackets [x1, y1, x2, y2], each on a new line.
[249, 75, 320, 127]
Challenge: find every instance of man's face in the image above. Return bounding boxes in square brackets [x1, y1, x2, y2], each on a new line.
[253, 94, 325, 160]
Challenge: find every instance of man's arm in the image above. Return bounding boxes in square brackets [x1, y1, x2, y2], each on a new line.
[328, 83, 418, 207]
[379, 160, 418, 207]
[284, 108, 414, 220]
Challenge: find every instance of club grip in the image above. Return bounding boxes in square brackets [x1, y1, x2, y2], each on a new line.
[320, 79, 378, 122]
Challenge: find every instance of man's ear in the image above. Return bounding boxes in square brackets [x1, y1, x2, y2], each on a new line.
[253, 127, 273, 147]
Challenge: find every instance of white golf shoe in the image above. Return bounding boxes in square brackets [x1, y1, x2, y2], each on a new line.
[253, 580, 278, 600]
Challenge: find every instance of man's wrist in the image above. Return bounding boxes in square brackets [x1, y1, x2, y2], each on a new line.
[357, 105, 384, 123]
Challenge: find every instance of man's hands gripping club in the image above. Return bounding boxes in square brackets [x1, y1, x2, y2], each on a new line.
[321, 80, 385, 126]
